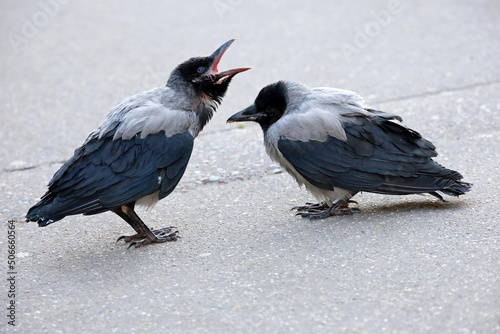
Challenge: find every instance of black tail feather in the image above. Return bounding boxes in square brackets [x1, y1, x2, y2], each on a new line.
[26, 194, 64, 227]
[26, 191, 107, 227]
[439, 180, 472, 197]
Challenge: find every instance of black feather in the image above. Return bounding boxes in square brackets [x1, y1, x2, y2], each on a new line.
[26, 131, 193, 226]
[278, 114, 470, 197]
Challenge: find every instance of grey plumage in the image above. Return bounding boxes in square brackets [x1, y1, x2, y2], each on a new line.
[27, 40, 250, 247]
[227, 81, 471, 219]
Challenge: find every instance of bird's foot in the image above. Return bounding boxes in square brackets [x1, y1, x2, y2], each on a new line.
[297, 207, 361, 220]
[292, 202, 330, 212]
[294, 200, 360, 220]
[116, 226, 180, 248]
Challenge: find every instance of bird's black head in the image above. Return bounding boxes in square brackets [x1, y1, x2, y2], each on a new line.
[227, 81, 288, 132]
[168, 39, 250, 104]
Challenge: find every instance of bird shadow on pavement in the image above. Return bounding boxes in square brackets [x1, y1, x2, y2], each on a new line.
[356, 197, 468, 216]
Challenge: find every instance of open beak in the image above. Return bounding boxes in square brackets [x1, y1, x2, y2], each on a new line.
[227, 104, 263, 123]
[209, 39, 251, 83]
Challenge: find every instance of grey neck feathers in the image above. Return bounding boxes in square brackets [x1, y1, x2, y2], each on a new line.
[166, 76, 216, 133]
[283, 81, 310, 112]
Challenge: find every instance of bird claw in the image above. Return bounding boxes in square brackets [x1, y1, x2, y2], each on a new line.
[293, 200, 360, 219]
[128, 230, 180, 249]
[117, 226, 180, 248]
[291, 202, 329, 212]
[296, 208, 360, 220]
[116, 233, 145, 243]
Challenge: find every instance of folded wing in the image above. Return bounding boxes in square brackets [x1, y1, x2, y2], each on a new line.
[27, 131, 193, 226]
[277, 110, 468, 198]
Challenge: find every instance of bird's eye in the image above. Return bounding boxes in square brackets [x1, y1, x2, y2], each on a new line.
[197, 66, 206, 74]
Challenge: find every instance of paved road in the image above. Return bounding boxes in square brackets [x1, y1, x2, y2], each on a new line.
[1, 1, 499, 333]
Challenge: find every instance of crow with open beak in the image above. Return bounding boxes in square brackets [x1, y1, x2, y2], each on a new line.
[26, 39, 250, 247]
[228, 81, 471, 219]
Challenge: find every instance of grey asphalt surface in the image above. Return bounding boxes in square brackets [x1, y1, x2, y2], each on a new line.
[1, 1, 499, 333]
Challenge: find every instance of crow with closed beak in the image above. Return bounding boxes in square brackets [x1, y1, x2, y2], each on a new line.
[228, 81, 471, 219]
[26, 39, 250, 247]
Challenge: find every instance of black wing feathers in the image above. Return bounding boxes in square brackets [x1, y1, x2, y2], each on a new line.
[27, 131, 193, 226]
[278, 113, 469, 196]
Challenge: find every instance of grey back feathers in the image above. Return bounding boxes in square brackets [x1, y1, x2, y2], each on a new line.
[268, 82, 372, 143]
[97, 87, 202, 141]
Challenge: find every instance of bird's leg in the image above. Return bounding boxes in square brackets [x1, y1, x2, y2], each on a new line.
[114, 203, 179, 248]
[113, 207, 145, 242]
[296, 197, 360, 220]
